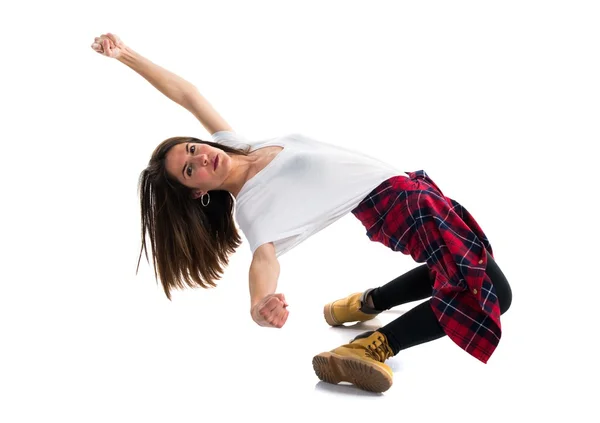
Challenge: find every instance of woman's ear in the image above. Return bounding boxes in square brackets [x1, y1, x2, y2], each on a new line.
[191, 190, 204, 199]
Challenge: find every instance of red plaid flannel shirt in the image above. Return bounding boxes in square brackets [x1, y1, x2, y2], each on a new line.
[351, 170, 502, 363]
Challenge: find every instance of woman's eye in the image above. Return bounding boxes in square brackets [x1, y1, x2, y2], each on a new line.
[190, 145, 196, 153]
[187, 166, 192, 177]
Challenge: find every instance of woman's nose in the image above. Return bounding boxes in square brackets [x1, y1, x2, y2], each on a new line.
[195, 154, 209, 166]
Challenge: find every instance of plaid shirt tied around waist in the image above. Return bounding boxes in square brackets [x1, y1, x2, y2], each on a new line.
[351, 170, 502, 363]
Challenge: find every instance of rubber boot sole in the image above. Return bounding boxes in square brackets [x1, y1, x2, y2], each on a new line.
[323, 302, 341, 326]
[312, 351, 393, 393]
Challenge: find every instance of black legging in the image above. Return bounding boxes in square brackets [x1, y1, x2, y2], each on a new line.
[374, 251, 513, 355]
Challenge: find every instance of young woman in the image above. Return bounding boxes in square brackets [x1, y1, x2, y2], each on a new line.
[92, 33, 513, 393]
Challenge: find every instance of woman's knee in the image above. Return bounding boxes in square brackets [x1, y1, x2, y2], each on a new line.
[485, 252, 512, 314]
[499, 282, 512, 314]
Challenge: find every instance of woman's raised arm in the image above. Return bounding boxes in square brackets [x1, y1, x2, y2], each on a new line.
[91, 33, 232, 135]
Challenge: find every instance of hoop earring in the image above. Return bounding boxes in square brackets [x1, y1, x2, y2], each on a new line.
[201, 192, 211, 207]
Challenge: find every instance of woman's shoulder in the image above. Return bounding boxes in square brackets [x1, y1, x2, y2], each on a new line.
[212, 131, 306, 147]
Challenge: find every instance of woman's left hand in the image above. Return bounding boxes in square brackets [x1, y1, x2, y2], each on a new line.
[251, 293, 289, 328]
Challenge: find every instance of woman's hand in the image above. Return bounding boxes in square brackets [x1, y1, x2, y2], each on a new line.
[251, 293, 289, 328]
[91, 33, 124, 59]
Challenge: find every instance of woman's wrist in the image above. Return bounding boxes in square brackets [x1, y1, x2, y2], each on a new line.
[116, 44, 138, 65]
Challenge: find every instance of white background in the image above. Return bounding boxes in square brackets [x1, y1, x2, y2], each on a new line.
[1, 1, 598, 422]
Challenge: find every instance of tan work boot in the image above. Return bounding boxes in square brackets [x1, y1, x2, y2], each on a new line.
[323, 288, 380, 326]
[312, 330, 394, 393]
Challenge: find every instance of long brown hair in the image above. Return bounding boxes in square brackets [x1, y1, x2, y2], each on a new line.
[136, 136, 252, 299]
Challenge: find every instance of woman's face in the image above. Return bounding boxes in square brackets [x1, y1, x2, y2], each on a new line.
[165, 142, 230, 195]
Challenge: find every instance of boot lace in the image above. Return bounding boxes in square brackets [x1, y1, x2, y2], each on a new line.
[365, 336, 393, 362]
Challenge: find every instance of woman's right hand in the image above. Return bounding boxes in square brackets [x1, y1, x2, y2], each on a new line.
[91, 33, 124, 59]
[251, 293, 289, 328]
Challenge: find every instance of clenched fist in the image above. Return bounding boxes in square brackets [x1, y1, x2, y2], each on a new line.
[91, 33, 125, 59]
[251, 293, 289, 328]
